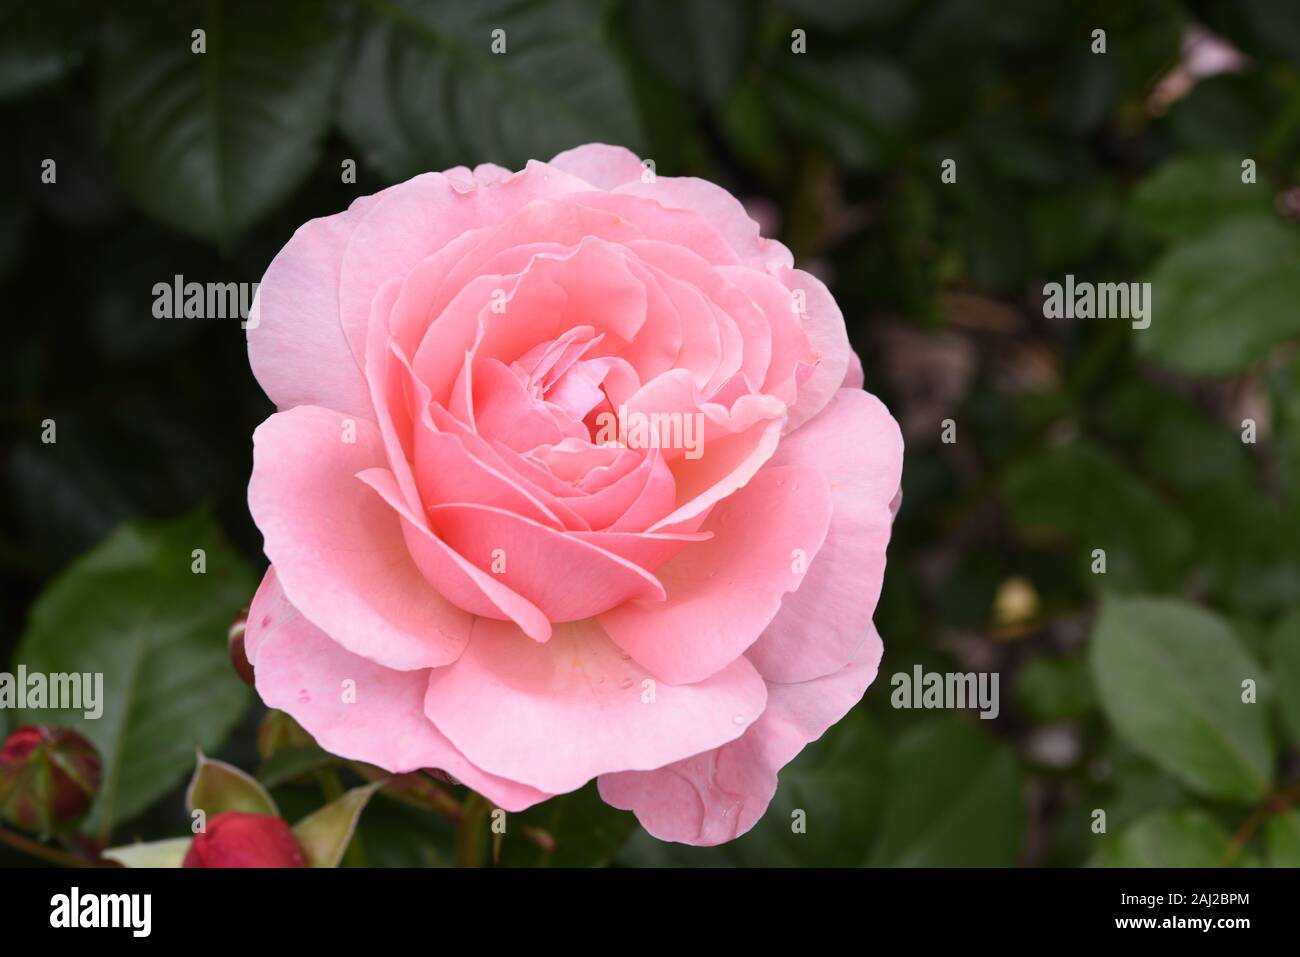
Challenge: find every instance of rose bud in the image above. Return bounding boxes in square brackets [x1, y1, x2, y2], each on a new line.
[0, 726, 102, 833]
[183, 811, 307, 868]
[228, 605, 256, 688]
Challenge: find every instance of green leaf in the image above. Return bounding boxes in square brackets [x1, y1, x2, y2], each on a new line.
[1098, 380, 1255, 496]
[1194, 495, 1300, 619]
[1015, 653, 1096, 722]
[770, 55, 914, 172]
[1137, 217, 1300, 375]
[1091, 809, 1234, 867]
[626, 0, 747, 106]
[501, 781, 636, 867]
[8, 395, 236, 569]
[339, 0, 643, 183]
[1275, 356, 1300, 517]
[293, 782, 381, 868]
[97, 0, 347, 245]
[1030, 179, 1120, 273]
[1089, 595, 1274, 805]
[186, 752, 278, 818]
[1129, 154, 1272, 241]
[1265, 811, 1300, 867]
[256, 745, 336, 790]
[1166, 75, 1276, 154]
[1095, 743, 1191, 832]
[1001, 441, 1193, 593]
[1244, 0, 1300, 62]
[0, 0, 94, 101]
[1271, 608, 1300, 746]
[868, 716, 1023, 866]
[748, 706, 887, 866]
[774, 0, 912, 29]
[102, 837, 192, 869]
[14, 510, 255, 834]
[355, 797, 452, 867]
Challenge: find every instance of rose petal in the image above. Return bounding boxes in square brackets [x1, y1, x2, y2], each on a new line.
[780, 267, 851, 432]
[598, 626, 883, 845]
[600, 465, 832, 684]
[747, 389, 903, 683]
[251, 571, 548, 811]
[548, 143, 648, 190]
[427, 501, 667, 618]
[247, 194, 380, 420]
[616, 176, 794, 271]
[248, 406, 471, 670]
[424, 617, 768, 793]
[355, 467, 553, 643]
[337, 162, 594, 367]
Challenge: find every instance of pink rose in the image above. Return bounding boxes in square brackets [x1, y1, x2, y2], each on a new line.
[243, 144, 902, 846]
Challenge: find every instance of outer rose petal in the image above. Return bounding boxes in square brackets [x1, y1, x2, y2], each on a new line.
[781, 267, 851, 432]
[423, 617, 768, 794]
[598, 626, 883, 846]
[337, 161, 594, 366]
[249, 405, 471, 670]
[616, 177, 794, 272]
[548, 143, 647, 190]
[247, 194, 380, 420]
[747, 389, 902, 682]
[250, 570, 548, 812]
[599, 465, 833, 685]
[844, 348, 865, 389]
[244, 565, 289, 666]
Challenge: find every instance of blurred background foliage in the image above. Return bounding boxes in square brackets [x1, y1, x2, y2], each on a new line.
[1, 0, 1299, 867]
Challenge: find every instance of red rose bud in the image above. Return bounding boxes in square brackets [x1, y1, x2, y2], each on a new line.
[0, 726, 102, 833]
[183, 811, 307, 868]
[229, 605, 255, 688]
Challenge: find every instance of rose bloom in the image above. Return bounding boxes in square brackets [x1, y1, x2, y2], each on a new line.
[243, 144, 902, 846]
